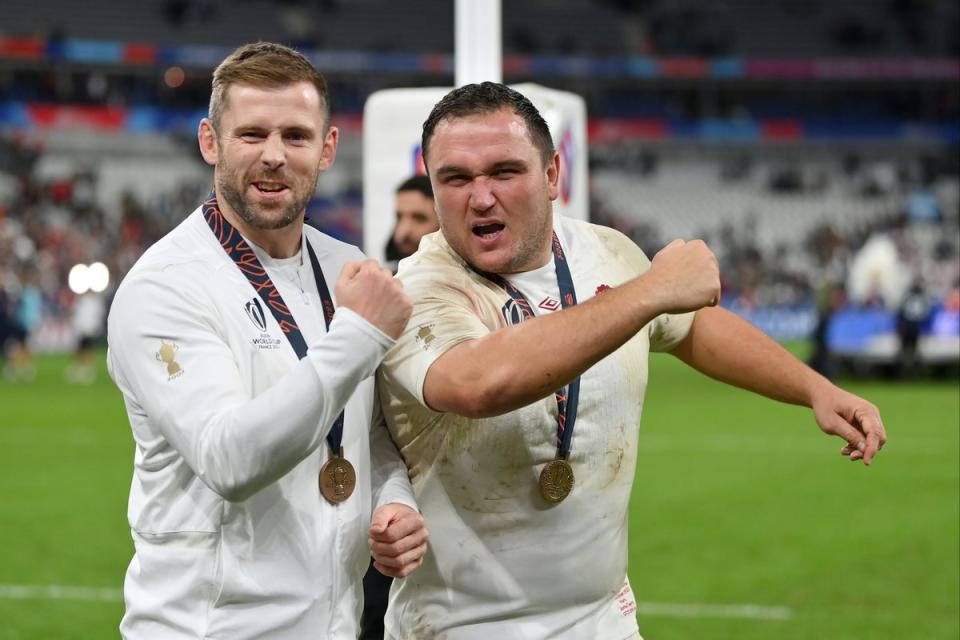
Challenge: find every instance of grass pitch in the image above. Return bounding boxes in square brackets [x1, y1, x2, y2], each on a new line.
[0, 348, 957, 639]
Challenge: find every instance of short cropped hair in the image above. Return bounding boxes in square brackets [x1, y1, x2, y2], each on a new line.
[396, 174, 434, 199]
[208, 41, 329, 134]
[421, 82, 554, 170]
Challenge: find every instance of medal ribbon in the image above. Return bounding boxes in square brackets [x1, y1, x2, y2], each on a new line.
[480, 232, 580, 460]
[201, 192, 345, 455]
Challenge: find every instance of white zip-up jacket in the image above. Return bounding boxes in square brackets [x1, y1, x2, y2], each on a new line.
[108, 207, 416, 639]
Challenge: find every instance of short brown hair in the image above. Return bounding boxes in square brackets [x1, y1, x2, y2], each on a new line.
[421, 82, 554, 171]
[208, 42, 330, 133]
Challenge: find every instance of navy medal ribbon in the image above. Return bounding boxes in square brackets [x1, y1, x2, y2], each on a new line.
[480, 231, 580, 461]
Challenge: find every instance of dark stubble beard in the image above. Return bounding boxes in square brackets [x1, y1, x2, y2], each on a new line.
[505, 199, 554, 273]
[217, 168, 318, 231]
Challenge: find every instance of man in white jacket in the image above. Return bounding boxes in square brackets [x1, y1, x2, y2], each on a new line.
[107, 42, 427, 639]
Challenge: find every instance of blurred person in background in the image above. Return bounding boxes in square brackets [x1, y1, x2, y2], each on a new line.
[383, 175, 438, 274]
[106, 42, 426, 640]
[377, 82, 888, 640]
[65, 289, 107, 384]
[3, 267, 42, 382]
[0, 274, 11, 372]
[897, 279, 932, 377]
[848, 218, 913, 310]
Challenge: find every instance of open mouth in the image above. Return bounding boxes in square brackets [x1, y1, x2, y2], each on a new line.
[472, 222, 504, 238]
[253, 182, 288, 195]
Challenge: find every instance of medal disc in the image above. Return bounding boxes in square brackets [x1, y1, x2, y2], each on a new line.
[319, 450, 356, 504]
[538, 459, 575, 503]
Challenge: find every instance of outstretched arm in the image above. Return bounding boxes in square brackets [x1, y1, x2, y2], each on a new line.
[424, 239, 720, 418]
[670, 306, 888, 464]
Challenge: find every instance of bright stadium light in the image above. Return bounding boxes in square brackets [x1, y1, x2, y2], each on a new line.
[88, 261, 110, 293]
[68, 263, 90, 295]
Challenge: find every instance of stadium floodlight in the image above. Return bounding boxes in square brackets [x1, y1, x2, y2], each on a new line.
[68, 263, 90, 294]
[88, 262, 110, 293]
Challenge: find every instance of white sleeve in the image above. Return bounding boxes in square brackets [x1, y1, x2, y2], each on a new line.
[368, 393, 418, 512]
[648, 309, 696, 352]
[107, 269, 393, 502]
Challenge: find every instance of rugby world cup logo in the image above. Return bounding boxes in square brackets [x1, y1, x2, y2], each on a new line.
[245, 298, 268, 332]
[501, 299, 525, 326]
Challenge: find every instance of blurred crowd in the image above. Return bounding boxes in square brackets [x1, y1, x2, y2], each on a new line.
[591, 145, 960, 376]
[594, 202, 959, 315]
[591, 147, 959, 311]
[0, 134, 203, 381]
[2, 130, 958, 381]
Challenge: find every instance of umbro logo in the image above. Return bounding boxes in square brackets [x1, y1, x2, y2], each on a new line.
[538, 297, 560, 312]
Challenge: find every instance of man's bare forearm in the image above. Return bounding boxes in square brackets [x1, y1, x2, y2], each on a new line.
[670, 306, 830, 408]
[424, 274, 666, 417]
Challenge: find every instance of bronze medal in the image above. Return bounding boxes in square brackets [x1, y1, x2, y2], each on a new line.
[538, 458, 575, 503]
[319, 447, 356, 504]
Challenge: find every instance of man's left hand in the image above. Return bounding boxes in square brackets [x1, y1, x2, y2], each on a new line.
[812, 385, 888, 465]
[369, 503, 429, 578]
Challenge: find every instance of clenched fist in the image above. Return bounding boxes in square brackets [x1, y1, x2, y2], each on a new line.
[645, 239, 721, 315]
[369, 503, 429, 578]
[335, 260, 412, 339]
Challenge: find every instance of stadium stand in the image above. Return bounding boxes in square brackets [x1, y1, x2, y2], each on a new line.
[0, 0, 957, 377]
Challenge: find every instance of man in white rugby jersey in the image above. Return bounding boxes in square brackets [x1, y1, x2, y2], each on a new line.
[376, 82, 887, 640]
